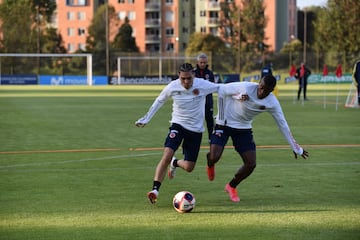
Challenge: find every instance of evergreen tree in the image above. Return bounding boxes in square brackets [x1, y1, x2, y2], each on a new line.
[112, 17, 139, 52]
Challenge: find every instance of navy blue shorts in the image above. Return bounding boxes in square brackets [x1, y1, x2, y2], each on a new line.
[164, 123, 202, 162]
[210, 125, 256, 153]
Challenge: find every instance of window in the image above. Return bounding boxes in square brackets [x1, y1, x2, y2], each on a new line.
[165, 11, 174, 22]
[66, 0, 87, 6]
[165, 28, 174, 36]
[200, 11, 206, 17]
[118, 0, 125, 3]
[78, 43, 86, 51]
[128, 11, 136, 20]
[67, 12, 75, 20]
[67, 43, 75, 52]
[78, 28, 85, 36]
[210, 27, 217, 35]
[118, 11, 126, 20]
[78, 12, 86, 20]
[200, 27, 206, 33]
[166, 43, 174, 51]
[67, 28, 75, 36]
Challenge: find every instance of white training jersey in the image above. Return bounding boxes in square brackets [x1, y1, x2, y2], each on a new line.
[138, 78, 219, 132]
[216, 82, 303, 155]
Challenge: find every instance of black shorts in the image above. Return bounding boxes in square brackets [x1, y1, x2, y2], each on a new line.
[164, 123, 202, 162]
[210, 124, 256, 154]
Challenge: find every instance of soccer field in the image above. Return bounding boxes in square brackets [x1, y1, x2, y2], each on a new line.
[0, 84, 359, 240]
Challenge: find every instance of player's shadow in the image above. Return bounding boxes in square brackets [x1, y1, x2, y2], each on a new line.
[195, 209, 332, 214]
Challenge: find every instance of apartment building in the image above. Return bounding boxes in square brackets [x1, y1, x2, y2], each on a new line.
[55, 0, 297, 53]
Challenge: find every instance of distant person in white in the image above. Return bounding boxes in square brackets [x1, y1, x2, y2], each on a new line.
[206, 75, 309, 202]
[135, 63, 219, 204]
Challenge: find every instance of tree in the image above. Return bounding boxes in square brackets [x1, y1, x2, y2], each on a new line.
[85, 3, 118, 75]
[239, 0, 267, 71]
[218, 0, 267, 72]
[313, 0, 360, 68]
[0, 0, 60, 74]
[112, 17, 139, 52]
[186, 33, 232, 72]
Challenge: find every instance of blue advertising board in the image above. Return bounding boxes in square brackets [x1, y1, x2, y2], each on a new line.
[0, 74, 37, 85]
[39, 75, 107, 85]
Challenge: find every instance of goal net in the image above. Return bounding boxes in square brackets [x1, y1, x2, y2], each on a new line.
[115, 56, 196, 85]
[344, 82, 359, 108]
[0, 53, 93, 85]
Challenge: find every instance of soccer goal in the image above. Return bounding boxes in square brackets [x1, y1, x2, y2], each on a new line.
[345, 82, 359, 108]
[115, 55, 195, 85]
[0, 53, 93, 85]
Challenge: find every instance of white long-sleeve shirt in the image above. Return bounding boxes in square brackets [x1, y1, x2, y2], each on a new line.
[216, 82, 303, 155]
[137, 78, 219, 132]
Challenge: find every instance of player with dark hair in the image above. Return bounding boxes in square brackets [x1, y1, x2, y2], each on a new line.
[135, 63, 219, 204]
[194, 53, 216, 141]
[206, 75, 309, 202]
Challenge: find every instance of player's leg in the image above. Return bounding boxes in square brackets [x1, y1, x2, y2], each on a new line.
[206, 125, 229, 181]
[205, 94, 214, 141]
[173, 128, 202, 173]
[147, 147, 175, 204]
[147, 124, 182, 203]
[225, 129, 256, 202]
[231, 150, 256, 185]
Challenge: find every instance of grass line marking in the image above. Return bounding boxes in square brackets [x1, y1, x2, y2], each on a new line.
[0, 144, 359, 155]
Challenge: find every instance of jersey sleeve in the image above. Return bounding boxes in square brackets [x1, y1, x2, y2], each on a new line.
[269, 102, 304, 155]
[136, 85, 171, 124]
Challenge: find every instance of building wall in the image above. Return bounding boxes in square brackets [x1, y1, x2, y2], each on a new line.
[53, 0, 297, 53]
[56, 0, 96, 52]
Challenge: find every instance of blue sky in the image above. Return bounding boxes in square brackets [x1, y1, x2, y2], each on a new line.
[297, 0, 327, 9]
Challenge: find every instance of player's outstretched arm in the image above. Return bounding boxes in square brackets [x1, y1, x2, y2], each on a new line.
[293, 149, 309, 159]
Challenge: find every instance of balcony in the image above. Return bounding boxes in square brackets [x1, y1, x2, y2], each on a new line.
[145, 19, 160, 27]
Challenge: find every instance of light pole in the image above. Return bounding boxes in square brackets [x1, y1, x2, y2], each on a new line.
[105, 0, 109, 79]
[289, 35, 295, 68]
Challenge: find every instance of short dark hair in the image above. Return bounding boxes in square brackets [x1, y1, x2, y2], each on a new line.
[263, 74, 277, 88]
[179, 63, 193, 72]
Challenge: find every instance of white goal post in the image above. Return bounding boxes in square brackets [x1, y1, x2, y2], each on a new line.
[0, 53, 93, 85]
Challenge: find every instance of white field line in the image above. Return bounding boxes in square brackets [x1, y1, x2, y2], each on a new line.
[0, 147, 359, 170]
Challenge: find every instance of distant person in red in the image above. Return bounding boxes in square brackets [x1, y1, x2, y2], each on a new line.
[295, 62, 311, 100]
[289, 63, 296, 77]
[322, 64, 329, 76]
[335, 64, 342, 78]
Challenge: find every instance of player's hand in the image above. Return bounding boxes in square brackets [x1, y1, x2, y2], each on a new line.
[240, 94, 249, 101]
[293, 149, 309, 159]
[135, 119, 146, 128]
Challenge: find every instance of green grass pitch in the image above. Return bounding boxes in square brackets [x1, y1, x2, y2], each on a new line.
[0, 84, 359, 240]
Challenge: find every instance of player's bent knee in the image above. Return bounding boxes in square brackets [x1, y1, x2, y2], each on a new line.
[183, 162, 195, 172]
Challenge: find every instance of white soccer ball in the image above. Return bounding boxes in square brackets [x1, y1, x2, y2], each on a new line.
[172, 191, 196, 213]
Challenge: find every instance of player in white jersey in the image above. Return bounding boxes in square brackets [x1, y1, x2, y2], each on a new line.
[135, 63, 219, 204]
[206, 75, 309, 202]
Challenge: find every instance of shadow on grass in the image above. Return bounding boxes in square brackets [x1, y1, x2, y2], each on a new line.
[194, 208, 333, 214]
